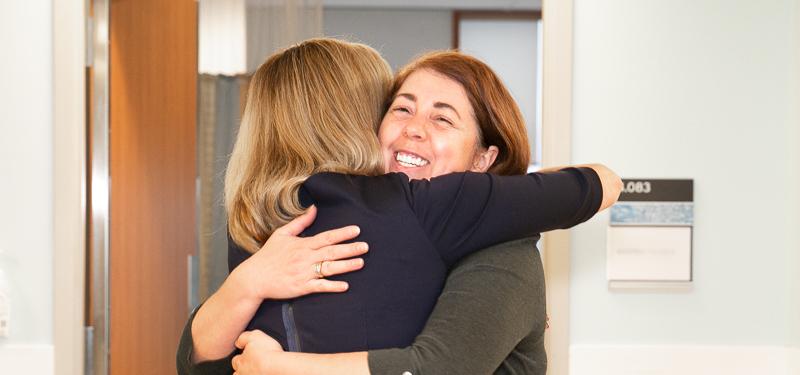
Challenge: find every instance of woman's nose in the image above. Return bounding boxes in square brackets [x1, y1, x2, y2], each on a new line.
[403, 117, 426, 141]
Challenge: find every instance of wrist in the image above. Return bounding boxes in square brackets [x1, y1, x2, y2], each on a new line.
[223, 268, 264, 308]
[267, 351, 290, 374]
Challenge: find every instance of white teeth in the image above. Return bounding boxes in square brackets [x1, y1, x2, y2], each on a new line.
[395, 152, 429, 167]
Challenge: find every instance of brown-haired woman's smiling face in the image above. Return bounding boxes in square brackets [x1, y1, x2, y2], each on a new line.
[379, 69, 485, 180]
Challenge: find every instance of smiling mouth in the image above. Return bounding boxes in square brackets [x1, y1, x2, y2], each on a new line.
[395, 151, 430, 168]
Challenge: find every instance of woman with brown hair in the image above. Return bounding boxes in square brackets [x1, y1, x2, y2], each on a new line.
[178, 39, 621, 375]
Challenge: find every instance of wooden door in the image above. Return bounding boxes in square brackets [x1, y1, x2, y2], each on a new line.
[108, 0, 197, 373]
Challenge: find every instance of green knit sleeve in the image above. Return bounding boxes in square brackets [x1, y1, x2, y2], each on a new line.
[368, 237, 547, 375]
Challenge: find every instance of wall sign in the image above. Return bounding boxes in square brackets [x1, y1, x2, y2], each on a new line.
[607, 179, 694, 283]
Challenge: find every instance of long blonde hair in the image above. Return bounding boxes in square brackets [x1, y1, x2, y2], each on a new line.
[225, 38, 391, 252]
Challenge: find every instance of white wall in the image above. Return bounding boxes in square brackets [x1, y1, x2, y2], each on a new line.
[792, 2, 800, 347]
[0, 0, 55, 373]
[570, 0, 799, 372]
[323, 8, 452, 70]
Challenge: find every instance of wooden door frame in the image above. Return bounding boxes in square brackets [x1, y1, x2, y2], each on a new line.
[107, 1, 197, 373]
[57, 0, 198, 372]
[540, 0, 574, 374]
[53, 1, 87, 375]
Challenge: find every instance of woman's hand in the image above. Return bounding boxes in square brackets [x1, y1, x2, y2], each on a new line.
[232, 330, 370, 375]
[190, 205, 368, 363]
[585, 164, 623, 211]
[230, 205, 369, 303]
[232, 330, 283, 375]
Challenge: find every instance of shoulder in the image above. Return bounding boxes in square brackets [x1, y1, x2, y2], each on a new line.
[447, 237, 545, 297]
[303, 172, 414, 209]
[304, 171, 409, 190]
[411, 171, 484, 189]
[404, 172, 489, 202]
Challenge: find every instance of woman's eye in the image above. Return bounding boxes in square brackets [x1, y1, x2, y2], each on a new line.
[436, 117, 453, 126]
[393, 107, 411, 114]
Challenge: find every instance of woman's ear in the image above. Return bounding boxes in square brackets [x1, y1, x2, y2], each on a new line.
[470, 145, 499, 173]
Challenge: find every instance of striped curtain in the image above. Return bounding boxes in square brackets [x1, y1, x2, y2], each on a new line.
[196, 0, 322, 302]
[197, 74, 246, 301]
[246, 0, 323, 72]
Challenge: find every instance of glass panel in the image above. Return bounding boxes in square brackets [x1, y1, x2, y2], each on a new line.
[459, 18, 543, 167]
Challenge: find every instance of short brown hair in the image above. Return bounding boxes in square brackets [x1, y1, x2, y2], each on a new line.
[389, 51, 530, 175]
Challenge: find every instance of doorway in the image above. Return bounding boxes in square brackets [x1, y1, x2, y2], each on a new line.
[85, 0, 197, 374]
[77, 1, 577, 374]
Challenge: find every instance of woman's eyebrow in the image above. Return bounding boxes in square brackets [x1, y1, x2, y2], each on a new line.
[395, 93, 416, 102]
[433, 102, 461, 120]
[395, 93, 461, 120]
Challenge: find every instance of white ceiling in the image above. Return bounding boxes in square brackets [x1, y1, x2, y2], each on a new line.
[322, 0, 541, 10]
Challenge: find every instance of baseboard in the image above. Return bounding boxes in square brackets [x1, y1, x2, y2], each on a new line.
[789, 347, 800, 374]
[570, 344, 799, 375]
[0, 344, 54, 374]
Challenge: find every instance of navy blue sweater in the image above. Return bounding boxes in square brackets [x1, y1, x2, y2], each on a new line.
[227, 169, 602, 353]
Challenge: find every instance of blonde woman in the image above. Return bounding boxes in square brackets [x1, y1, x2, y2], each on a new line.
[178, 39, 621, 375]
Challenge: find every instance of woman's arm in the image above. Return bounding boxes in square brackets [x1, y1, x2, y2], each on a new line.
[179, 206, 369, 370]
[233, 237, 545, 375]
[177, 303, 237, 375]
[233, 338, 369, 375]
[536, 163, 623, 211]
[368, 237, 545, 374]
[410, 166, 619, 266]
[369, 237, 547, 375]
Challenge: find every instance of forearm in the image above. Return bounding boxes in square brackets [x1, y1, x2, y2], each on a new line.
[266, 352, 369, 375]
[191, 273, 262, 362]
[177, 305, 235, 375]
[538, 163, 622, 211]
[581, 164, 622, 210]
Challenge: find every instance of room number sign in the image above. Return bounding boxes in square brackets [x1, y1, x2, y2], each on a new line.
[607, 179, 694, 284]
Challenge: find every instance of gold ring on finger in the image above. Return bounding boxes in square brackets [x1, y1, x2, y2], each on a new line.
[314, 261, 325, 278]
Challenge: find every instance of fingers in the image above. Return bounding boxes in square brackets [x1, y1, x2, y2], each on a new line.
[317, 242, 369, 262]
[262, 334, 284, 351]
[307, 278, 349, 293]
[320, 258, 365, 277]
[235, 331, 252, 350]
[232, 355, 241, 371]
[235, 329, 267, 350]
[307, 225, 360, 249]
[274, 205, 317, 236]
[235, 332, 247, 350]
